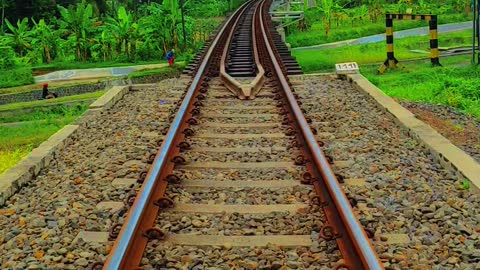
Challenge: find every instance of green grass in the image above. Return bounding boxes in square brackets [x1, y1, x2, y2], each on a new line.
[0, 147, 32, 174]
[293, 29, 480, 120]
[0, 103, 89, 123]
[0, 90, 106, 112]
[0, 107, 87, 174]
[362, 55, 480, 119]
[293, 29, 472, 73]
[287, 13, 470, 48]
[128, 63, 186, 78]
[0, 67, 35, 89]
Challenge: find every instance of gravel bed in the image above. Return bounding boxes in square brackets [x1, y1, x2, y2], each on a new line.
[200, 115, 282, 124]
[193, 125, 284, 134]
[140, 79, 345, 269]
[140, 243, 343, 269]
[400, 100, 480, 163]
[202, 108, 279, 114]
[0, 79, 186, 269]
[301, 76, 480, 269]
[156, 208, 324, 235]
[183, 149, 294, 162]
[175, 168, 304, 181]
[202, 99, 276, 107]
[167, 186, 313, 205]
[188, 137, 290, 148]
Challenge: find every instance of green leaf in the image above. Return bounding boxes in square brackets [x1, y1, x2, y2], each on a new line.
[460, 180, 470, 190]
[4, 18, 15, 33]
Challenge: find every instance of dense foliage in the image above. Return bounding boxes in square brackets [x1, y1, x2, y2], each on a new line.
[0, 0, 242, 66]
[292, 0, 471, 37]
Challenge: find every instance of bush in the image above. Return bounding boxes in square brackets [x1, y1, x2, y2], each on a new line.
[0, 46, 16, 69]
[0, 68, 35, 88]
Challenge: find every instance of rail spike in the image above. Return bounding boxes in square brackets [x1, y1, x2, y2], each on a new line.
[154, 197, 174, 208]
[144, 227, 166, 241]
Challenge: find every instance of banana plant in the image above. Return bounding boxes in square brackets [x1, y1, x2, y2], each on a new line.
[318, 0, 334, 37]
[57, 1, 96, 61]
[138, 3, 167, 55]
[364, 0, 381, 22]
[3, 17, 32, 57]
[91, 30, 114, 61]
[31, 19, 58, 63]
[355, 4, 369, 23]
[106, 6, 137, 59]
[318, 0, 343, 38]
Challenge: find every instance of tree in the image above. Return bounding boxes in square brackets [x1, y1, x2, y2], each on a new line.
[57, 1, 96, 61]
[318, 0, 335, 38]
[32, 19, 58, 63]
[90, 0, 108, 15]
[106, 6, 137, 59]
[1, 0, 13, 33]
[4, 17, 32, 56]
[91, 29, 114, 61]
[139, 0, 187, 54]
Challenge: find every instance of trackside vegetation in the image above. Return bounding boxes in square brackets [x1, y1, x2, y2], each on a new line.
[363, 56, 480, 119]
[0, 104, 89, 174]
[292, 29, 472, 72]
[285, 0, 471, 48]
[0, 0, 243, 88]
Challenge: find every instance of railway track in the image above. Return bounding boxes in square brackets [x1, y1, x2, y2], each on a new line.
[100, 0, 383, 269]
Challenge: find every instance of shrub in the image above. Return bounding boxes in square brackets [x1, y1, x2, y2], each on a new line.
[0, 67, 35, 88]
[0, 46, 16, 70]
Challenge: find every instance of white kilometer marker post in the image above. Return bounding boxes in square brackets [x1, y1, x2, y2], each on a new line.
[335, 62, 359, 74]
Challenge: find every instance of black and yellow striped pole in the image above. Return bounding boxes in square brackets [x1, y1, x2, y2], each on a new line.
[379, 13, 441, 73]
[474, 0, 480, 64]
[379, 15, 398, 73]
[429, 15, 441, 66]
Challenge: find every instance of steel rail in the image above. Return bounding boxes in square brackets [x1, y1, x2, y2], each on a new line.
[257, 0, 384, 269]
[102, 2, 252, 269]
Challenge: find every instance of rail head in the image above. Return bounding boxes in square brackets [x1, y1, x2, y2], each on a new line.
[257, 0, 384, 269]
[102, 2, 252, 269]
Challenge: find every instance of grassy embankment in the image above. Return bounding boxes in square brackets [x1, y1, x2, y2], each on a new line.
[287, 13, 470, 48]
[293, 29, 471, 72]
[292, 29, 480, 119]
[0, 103, 90, 174]
[0, 90, 107, 173]
[363, 56, 480, 118]
[0, 63, 184, 174]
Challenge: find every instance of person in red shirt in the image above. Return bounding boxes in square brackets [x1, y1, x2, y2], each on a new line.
[41, 84, 58, 99]
[165, 49, 175, 66]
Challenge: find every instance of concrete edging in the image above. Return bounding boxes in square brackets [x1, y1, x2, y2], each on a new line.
[346, 73, 480, 191]
[0, 85, 131, 206]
